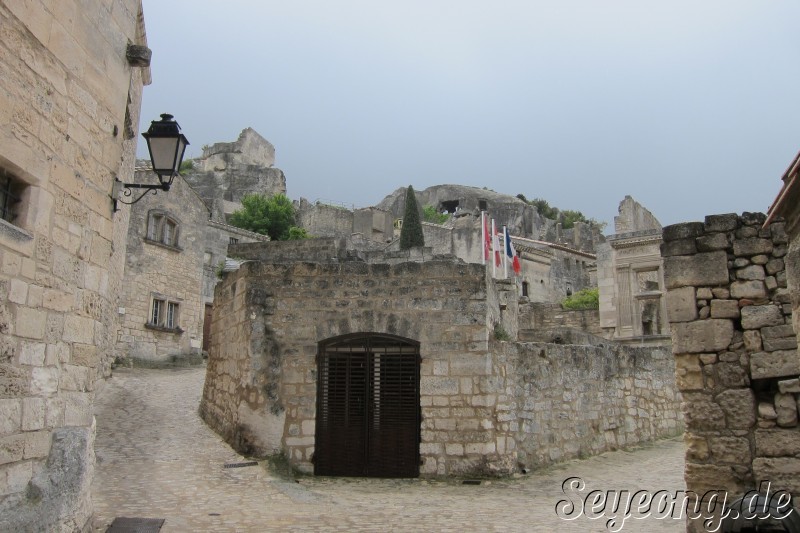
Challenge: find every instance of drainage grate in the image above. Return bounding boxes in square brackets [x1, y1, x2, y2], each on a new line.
[106, 517, 165, 532]
[462, 480, 482, 485]
[223, 461, 259, 469]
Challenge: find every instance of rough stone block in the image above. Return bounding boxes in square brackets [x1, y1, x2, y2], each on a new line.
[675, 354, 703, 390]
[778, 378, 800, 394]
[741, 212, 767, 226]
[743, 330, 762, 351]
[671, 319, 734, 354]
[663, 222, 705, 242]
[661, 238, 697, 257]
[666, 286, 697, 322]
[763, 336, 797, 352]
[708, 436, 751, 464]
[740, 305, 784, 330]
[716, 388, 756, 429]
[0, 434, 25, 465]
[730, 280, 767, 299]
[664, 251, 729, 289]
[735, 265, 765, 280]
[770, 221, 788, 244]
[18, 341, 46, 366]
[766, 258, 784, 275]
[685, 434, 710, 461]
[0, 400, 22, 436]
[684, 462, 744, 495]
[23, 430, 51, 459]
[21, 398, 45, 431]
[704, 213, 738, 233]
[710, 300, 739, 319]
[716, 362, 748, 388]
[750, 350, 800, 379]
[752, 458, 800, 494]
[775, 393, 798, 427]
[14, 307, 46, 340]
[63, 315, 95, 344]
[712, 288, 730, 299]
[759, 402, 777, 420]
[755, 429, 800, 457]
[696, 233, 729, 252]
[733, 238, 773, 257]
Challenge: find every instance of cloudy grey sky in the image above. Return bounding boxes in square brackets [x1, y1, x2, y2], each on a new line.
[138, 1, 800, 228]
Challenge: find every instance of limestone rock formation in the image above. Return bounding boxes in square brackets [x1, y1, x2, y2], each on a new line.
[183, 128, 287, 221]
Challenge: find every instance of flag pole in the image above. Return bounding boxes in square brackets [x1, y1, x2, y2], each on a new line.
[502, 225, 509, 279]
[491, 219, 497, 278]
[480, 211, 486, 265]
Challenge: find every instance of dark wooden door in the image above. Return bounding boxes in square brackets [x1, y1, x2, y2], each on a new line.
[315, 334, 420, 478]
[202, 304, 213, 352]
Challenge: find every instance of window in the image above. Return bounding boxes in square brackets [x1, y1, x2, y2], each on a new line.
[0, 169, 24, 224]
[229, 237, 239, 245]
[478, 199, 488, 211]
[147, 297, 181, 332]
[521, 281, 529, 297]
[146, 210, 180, 248]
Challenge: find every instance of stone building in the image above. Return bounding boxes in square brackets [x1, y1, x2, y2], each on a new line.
[115, 162, 268, 366]
[661, 212, 798, 532]
[0, 0, 149, 529]
[597, 196, 670, 344]
[200, 238, 682, 477]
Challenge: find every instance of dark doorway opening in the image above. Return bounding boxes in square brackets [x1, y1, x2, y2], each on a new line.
[315, 333, 420, 478]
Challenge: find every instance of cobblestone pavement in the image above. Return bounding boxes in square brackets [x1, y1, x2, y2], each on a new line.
[91, 368, 687, 533]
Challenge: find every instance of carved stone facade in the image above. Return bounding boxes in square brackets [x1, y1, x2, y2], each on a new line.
[597, 197, 669, 344]
[661, 212, 798, 532]
[0, 1, 147, 529]
[200, 238, 681, 477]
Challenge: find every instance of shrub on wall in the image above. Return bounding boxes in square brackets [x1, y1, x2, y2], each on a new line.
[561, 288, 599, 310]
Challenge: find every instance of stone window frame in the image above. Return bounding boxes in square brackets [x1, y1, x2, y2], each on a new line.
[145, 293, 183, 334]
[145, 209, 182, 251]
[0, 159, 39, 243]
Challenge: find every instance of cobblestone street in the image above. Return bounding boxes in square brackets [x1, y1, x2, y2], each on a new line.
[91, 368, 687, 532]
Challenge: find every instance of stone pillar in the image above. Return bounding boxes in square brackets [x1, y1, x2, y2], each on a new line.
[662, 213, 800, 532]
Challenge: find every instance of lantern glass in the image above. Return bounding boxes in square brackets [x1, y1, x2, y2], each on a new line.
[142, 114, 190, 185]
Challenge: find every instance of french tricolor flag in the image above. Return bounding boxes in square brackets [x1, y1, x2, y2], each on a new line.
[505, 229, 521, 276]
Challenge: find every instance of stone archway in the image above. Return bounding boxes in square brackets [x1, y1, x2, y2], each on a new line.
[314, 333, 420, 478]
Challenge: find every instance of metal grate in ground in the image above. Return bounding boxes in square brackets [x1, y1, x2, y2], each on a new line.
[106, 517, 165, 532]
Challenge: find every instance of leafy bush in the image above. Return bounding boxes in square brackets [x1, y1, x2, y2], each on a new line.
[561, 288, 599, 310]
[422, 205, 450, 224]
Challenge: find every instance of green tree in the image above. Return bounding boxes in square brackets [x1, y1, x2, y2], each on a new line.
[399, 185, 424, 249]
[228, 193, 300, 241]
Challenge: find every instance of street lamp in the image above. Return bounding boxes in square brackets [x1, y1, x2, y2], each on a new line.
[112, 113, 190, 211]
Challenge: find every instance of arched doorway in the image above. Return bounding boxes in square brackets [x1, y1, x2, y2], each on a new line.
[314, 333, 420, 477]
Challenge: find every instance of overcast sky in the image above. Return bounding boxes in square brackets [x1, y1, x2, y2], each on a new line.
[138, 1, 800, 229]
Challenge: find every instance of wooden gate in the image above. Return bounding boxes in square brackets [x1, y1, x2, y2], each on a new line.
[314, 333, 420, 478]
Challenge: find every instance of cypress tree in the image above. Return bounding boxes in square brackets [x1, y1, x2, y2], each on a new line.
[399, 185, 425, 249]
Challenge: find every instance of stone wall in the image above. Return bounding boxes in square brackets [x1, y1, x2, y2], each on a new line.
[661, 212, 799, 531]
[201, 240, 682, 479]
[296, 199, 355, 238]
[201, 220, 267, 304]
[200, 256, 515, 476]
[0, 1, 147, 530]
[518, 303, 602, 337]
[116, 173, 207, 364]
[503, 340, 681, 468]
